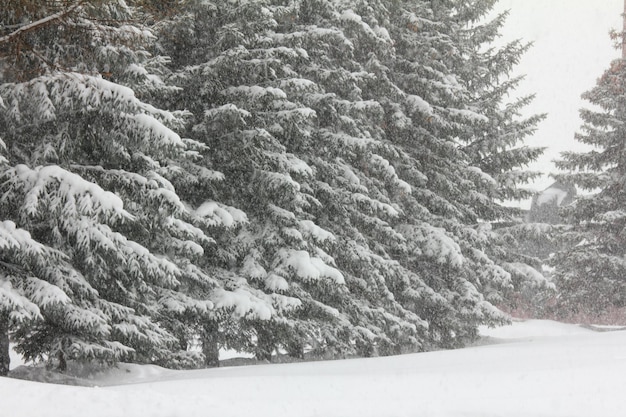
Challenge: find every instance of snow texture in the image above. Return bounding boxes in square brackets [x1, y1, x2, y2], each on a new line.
[211, 288, 273, 320]
[276, 249, 345, 284]
[194, 201, 248, 227]
[3, 320, 625, 417]
[12, 164, 129, 219]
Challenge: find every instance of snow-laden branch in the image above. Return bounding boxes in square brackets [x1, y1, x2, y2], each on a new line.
[0, 1, 85, 45]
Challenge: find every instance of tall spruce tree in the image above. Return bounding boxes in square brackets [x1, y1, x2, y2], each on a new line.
[357, 0, 510, 347]
[0, 0, 268, 371]
[450, 3, 553, 307]
[0, 0, 183, 370]
[552, 56, 626, 316]
[159, 0, 354, 360]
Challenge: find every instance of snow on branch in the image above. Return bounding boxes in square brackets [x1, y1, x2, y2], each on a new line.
[505, 262, 554, 291]
[298, 220, 335, 243]
[211, 288, 274, 320]
[158, 288, 213, 315]
[21, 276, 71, 308]
[275, 249, 345, 284]
[8, 164, 131, 220]
[398, 224, 465, 268]
[0, 220, 44, 253]
[223, 85, 287, 101]
[193, 201, 248, 228]
[0, 280, 41, 322]
[1, 73, 187, 150]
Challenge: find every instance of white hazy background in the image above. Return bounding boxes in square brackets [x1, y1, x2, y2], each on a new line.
[492, 0, 623, 207]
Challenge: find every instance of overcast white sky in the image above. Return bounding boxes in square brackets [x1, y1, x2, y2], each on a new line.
[491, 0, 624, 205]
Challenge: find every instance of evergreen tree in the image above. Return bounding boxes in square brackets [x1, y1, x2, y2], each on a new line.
[552, 57, 626, 316]
[450, 3, 553, 309]
[159, 0, 352, 361]
[0, 0, 254, 370]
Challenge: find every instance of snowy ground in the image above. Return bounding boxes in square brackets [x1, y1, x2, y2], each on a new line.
[3, 320, 625, 417]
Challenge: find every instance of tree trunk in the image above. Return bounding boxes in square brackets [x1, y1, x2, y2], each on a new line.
[286, 340, 305, 360]
[355, 339, 375, 358]
[57, 350, 67, 372]
[255, 326, 274, 362]
[201, 321, 220, 368]
[0, 312, 11, 376]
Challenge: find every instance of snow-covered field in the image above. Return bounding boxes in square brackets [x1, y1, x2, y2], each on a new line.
[2, 320, 625, 417]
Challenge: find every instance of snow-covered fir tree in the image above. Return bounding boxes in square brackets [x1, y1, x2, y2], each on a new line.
[552, 56, 626, 316]
[0, 0, 261, 371]
[447, 3, 553, 309]
[158, 0, 353, 360]
[344, 0, 493, 347]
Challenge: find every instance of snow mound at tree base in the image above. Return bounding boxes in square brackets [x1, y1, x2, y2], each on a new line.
[3, 320, 625, 417]
[9, 365, 93, 386]
[581, 324, 626, 332]
[479, 318, 595, 339]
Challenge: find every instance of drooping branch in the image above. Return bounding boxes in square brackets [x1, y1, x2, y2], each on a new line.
[0, 1, 85, 46]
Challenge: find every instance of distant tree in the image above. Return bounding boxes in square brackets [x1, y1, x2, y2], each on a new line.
[552, 57, 626, 316]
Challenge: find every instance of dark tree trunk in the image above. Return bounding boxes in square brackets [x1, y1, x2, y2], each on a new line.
[355, 339, 375, 358]
[286, 340, 305, 360]
[57, 350, 67, 372]
[0, 312, 11, 376]
[255, 326, 274, 362]
[201, 321, 220, 368]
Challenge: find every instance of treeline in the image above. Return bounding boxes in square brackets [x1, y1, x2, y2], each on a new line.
[0, 0, 552, 374]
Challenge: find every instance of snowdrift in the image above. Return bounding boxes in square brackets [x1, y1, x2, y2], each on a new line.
[2, 320, 625, 417]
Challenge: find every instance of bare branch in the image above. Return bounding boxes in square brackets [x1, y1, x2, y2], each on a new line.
[0, 1, 85, 45]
